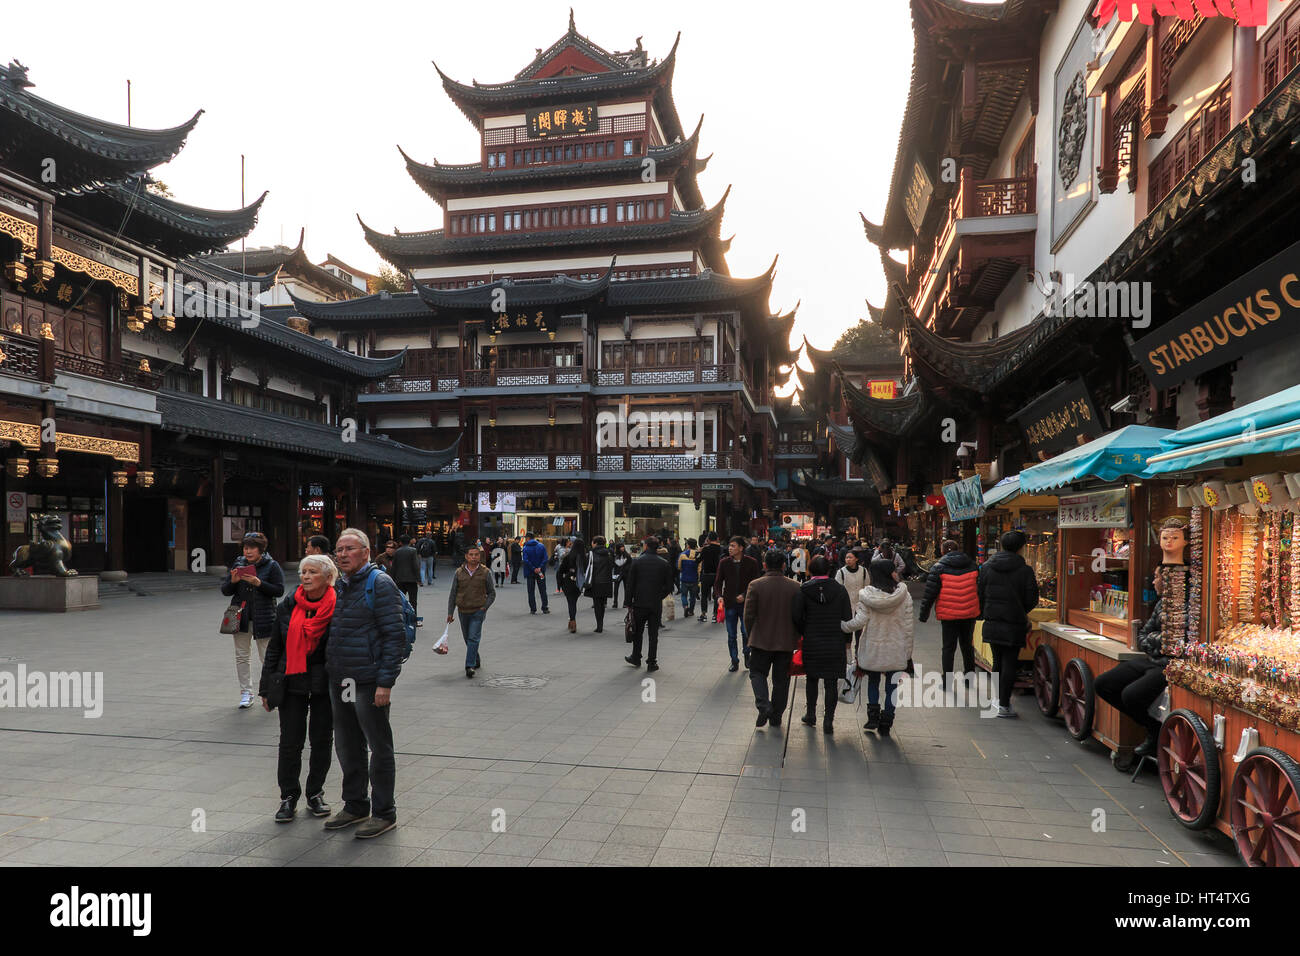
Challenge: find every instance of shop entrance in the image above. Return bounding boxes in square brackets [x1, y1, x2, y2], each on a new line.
[124, 496, 169, 572]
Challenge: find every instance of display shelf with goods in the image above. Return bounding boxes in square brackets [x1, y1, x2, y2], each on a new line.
[1017, 425, 1178, 764]
[1142, 388, 1300, 864]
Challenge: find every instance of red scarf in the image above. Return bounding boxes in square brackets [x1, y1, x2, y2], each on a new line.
[285, 586, 336, 676]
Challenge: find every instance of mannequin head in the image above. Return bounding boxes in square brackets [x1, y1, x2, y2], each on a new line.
[1159, 517, 1188, 566]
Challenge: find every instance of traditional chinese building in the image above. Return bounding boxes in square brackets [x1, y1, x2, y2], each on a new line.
[814, 0, 1300, 553]
[289, 16, 794, 548]
[0, 61, 453, 577]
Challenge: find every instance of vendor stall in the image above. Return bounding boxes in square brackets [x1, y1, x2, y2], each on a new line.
[971, 476, 1061, 686]
[1020, 426, 1175, 761]
[1143, 385, 1300, 866]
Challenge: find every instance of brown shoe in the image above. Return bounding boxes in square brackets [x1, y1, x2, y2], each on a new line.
[568, 620, 576, 633]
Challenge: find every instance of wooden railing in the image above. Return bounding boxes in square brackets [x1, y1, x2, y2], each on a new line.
[961, 172, 1036, 218]
[435, 450, 762, 474]
[1147, 77, 1232, 209]
[0, 330, 42, 379]
[367, 364, 742, 393]
[55, 350, 162, 390]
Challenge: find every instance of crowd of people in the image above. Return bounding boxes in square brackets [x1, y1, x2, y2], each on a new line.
[217, 525, 1044, 838]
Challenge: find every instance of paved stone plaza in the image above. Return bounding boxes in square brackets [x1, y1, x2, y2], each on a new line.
[0, 570, 1239, 867]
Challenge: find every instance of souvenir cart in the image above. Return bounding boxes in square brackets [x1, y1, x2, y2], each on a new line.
[1144, 385, 1300, 866]
[1019, 427, 1176, 761]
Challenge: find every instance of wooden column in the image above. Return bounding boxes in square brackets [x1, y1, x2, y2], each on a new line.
[1098, 85, 1118, 194]
[107, 480, 125, 573]
[1231, 24, 1260, 126]
[286, 464, 299, 562]
[210, 454, 225, 570]
[1142, 23, 1173, 139]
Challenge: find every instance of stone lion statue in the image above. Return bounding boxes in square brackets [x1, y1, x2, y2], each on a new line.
[10, 513, 78, 577]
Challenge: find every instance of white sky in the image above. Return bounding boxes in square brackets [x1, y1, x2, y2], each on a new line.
[7, 0, 914, 357]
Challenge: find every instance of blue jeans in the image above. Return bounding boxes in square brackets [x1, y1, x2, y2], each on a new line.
[459, 609, 485, 668]
[725, 605, 748, 664]
[420, 555, 436, 584]
[526, 570, 549, 612]
[680, 582, 698, 613]
[866, 671, 899, 713]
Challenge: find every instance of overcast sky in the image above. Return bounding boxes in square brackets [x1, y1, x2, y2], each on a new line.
[9, 0, 914, 359]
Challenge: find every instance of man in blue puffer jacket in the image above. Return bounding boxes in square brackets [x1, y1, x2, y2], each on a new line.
[323, 528, 406, 839]
[520, 531, 551, 615]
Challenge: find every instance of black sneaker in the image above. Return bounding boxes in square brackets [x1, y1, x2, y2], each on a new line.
[800, 713, 817, 727]
[728, 660, 739, 673]
[466, 667, 476, 679]
[624, 655, 641, 667]
[646, 662, 659, 673]
[275, 799, 296, 823]
[769, 713, 783, 728]
[542, 607, 550, 614]
[306, 793, 330, 818]
[755, 710, 769, 728]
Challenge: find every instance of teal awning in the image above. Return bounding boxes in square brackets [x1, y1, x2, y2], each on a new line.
[1018, 425, 1173, 493]
[1147, 384, 1300, 474]
[983, 476, 1021, 509]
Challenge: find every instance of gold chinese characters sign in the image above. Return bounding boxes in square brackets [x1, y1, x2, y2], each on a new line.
[0, 212, 139, 296]
[526, 103, 597, 139]
[492, 310, 552, 335]
[1013, 376, 1103, 460]
[0, 420, 139, 462]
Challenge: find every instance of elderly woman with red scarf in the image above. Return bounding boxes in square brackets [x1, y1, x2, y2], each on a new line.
[260, 553, 338, 823]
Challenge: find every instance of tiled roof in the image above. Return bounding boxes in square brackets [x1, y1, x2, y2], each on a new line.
[401, 117, 706, 204]
[361, 190, 728, 269]
[156, 390, 457, 474]
[0, 61, 199, 190]
[415, 269, 613, 311]
[58, 178, 266, 258]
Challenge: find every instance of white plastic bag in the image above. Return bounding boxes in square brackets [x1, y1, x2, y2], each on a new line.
[433, 623, 451, 655]
[838, 661, 861, 705]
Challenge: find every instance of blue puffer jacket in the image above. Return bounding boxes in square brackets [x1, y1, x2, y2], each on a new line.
[521, 538, 548, 575]
[325, 563, 406, 689]
[220, 553, 285, 639]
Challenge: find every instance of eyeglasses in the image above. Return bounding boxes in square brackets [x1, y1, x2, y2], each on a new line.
[335, 546, 363, 555]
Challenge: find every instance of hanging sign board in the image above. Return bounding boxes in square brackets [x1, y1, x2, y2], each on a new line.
[1014, 377, 1104, 461]
[1058, 489, 1130, 528]
[1130, 236, 1300, 388]
[526, 103, 597, 138]
[902, 154, 934, 235]
[943, 473, 986, 522]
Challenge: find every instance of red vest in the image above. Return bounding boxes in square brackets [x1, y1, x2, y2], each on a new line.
[936, 569, 979, 620]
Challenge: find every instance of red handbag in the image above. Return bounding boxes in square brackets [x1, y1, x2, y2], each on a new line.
[790, 637, 806, 677]
[715, 596, 725, 623]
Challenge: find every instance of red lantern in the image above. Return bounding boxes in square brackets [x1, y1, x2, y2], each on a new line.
[926, 494, 945, 507]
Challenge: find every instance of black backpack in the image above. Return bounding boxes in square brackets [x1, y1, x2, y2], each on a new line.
[417, 538, 435, 558]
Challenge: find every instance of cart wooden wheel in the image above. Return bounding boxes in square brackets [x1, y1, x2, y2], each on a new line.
[1229, 747, 1300, 867]
[1032, 644, 1060, 717]
[1060, 658, 1094, 741]
[1158, 709, 1220, 830]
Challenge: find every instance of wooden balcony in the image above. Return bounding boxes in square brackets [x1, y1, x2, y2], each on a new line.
[593, 365, 734, 387]
[1, 334, 161, 391]
[55, 350, 162, 391]
[911, 169, 1036, 338]
[431, 449, 773, 479]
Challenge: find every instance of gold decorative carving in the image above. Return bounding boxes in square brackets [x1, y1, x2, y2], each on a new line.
[0, 420, 40, 448]
[55, 432, 140, 463]
[0, 421, 141, 462]
[50, 246, 139, 295]
[0, 212, 37, 252]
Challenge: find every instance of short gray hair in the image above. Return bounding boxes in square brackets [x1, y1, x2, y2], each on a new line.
[299, 553, 338, 586]
[337, 528, 370, 552]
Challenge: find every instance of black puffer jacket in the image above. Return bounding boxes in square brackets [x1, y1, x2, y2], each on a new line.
[1138, 600, 1168, 665]
[794, 577, 853, 679]
[325, 563, 406, 689]
[977, 550, 1040, 648]
[220, 553, 285, 638]
[260, 588, 331, 697]
[586, 546, 613, 600]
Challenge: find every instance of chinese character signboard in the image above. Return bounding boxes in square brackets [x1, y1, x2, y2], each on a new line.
[491, 309, 553, 335]
[527, 103, 597, 139]
[943, 473, 986, 522]
[902, 154, 934, 236]
[1059, 489, 1130, 528]
[867, 380, 898, 400]
[1014, 376, 1104, 461]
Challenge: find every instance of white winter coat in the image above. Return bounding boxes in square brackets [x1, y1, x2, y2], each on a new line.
[841, 585, 914, 672]
[835, 565, 868, 616]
